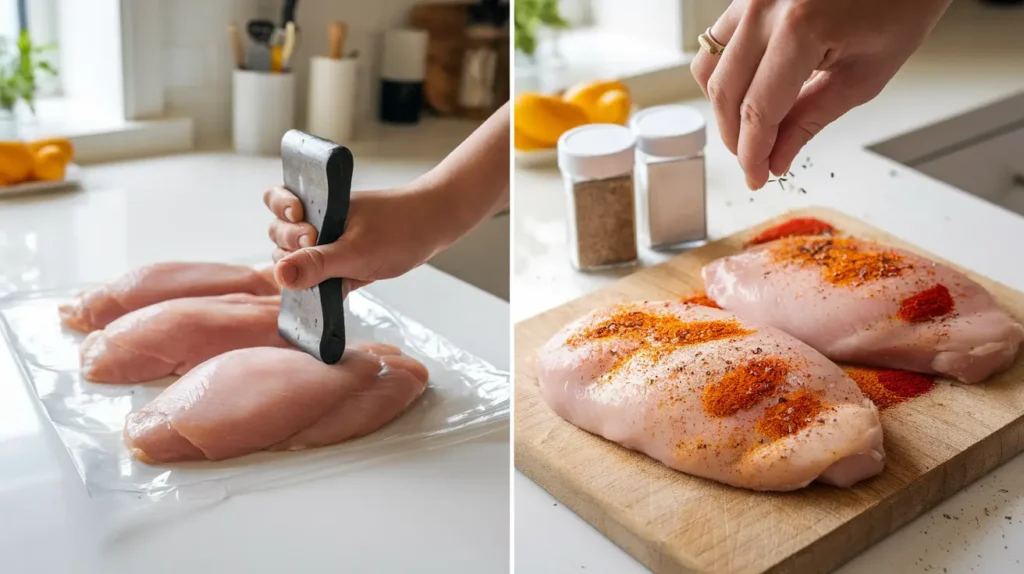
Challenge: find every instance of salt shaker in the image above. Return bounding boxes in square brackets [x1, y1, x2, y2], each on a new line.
[557, 124, 639, 271]
[630, 105, 707, 250]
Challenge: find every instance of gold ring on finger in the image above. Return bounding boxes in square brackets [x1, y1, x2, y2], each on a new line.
[698, 27, 726, 56]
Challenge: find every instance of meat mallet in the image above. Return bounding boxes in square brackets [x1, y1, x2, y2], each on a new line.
[277, 129, 353, 364]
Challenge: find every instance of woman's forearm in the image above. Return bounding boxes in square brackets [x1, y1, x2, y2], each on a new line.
[413, 102, 511, 251]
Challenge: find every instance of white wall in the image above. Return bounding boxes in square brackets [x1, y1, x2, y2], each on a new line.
[589, 0, 684, 51]
[159, 0, 258, 148]
[58, 0, 125, 119]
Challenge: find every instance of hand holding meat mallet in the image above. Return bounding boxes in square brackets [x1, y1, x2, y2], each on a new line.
[690, 0, 952, 190]
[264, 102, 510, 293]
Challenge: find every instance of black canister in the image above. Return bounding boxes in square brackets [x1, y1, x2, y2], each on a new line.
[379, 29, 429, 124]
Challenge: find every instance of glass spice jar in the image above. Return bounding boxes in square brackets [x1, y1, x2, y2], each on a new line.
[557, 124, 639, 271]
[629, 104, 708, 250]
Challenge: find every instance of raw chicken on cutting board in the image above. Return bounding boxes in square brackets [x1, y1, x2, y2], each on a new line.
[59, 262, 279, 333]
[81, 293, 288, 384]
[703, 236, 1024, 384]
[537, 301, 884, 492]
[125, 344, 430, 463]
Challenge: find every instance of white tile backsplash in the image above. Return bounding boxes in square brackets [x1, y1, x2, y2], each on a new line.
[159, 0, 258, 147]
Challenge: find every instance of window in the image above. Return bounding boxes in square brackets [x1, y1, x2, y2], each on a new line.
[1, 0, 61, 98]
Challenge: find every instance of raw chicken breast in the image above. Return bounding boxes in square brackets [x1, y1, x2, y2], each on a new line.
[81, 293, 288, 384]
[124, 344, 429, 463]
[703, 236, 1024, 384]
[59, 262, 279, 333]
[537, 301, 884, 492]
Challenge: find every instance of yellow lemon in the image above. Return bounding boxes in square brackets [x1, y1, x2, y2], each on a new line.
[514, 126, 552, 151]
[562, 79, 630, 120]
[32, 145, 67, 181]
[28, 137, 74, 163]
[0, 141, 35, 185]
[514, 93, 589, 146]
[590, 89, 632, 125]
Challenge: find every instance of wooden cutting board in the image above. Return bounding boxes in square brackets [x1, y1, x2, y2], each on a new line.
[514, 206, 1024, 574]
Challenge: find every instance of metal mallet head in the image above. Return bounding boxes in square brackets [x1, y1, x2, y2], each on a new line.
[277, 129, 353, 364]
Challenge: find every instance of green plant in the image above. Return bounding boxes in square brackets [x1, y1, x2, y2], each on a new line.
[514, 0, 570, 56]
[0, 30, 57, 114]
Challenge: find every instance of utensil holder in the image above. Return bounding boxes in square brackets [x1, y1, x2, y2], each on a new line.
[232, 69, 296, 156]
[307, 56, 359, 144]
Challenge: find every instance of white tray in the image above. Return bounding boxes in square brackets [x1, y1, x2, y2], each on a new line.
[0, 164, 82, 197]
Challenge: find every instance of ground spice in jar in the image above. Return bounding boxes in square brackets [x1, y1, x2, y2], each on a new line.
[756, 390, 825, 440]
[571, 174, 639, 269]
[771, 237, 911, 286]
[897, 284, 954, 323]
[681, 293, 720, 309]
[703, 358, 790, 417]
[746, 217, 836, 247]
[558, 124, 640, 271]
[844, 367, 935, 409]
[565, 304, 754, 376]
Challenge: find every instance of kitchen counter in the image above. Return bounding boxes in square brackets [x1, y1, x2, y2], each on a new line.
[0, 133, 510, 573]
[514, 2, 1024, 573]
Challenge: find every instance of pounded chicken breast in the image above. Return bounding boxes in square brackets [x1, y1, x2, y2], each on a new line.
[537, 301, 884, 492]
[703, 236, 1024, 384]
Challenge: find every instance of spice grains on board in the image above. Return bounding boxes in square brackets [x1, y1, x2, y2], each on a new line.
[844, 367, 935, 409]
[570, 174, 638, 269]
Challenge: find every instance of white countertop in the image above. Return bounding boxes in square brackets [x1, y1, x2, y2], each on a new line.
[514, 2, 1024, 573]
[0, 140, 510, 573]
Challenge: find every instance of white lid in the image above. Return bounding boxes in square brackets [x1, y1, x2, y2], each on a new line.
[381, 29, 429, 82]
[630, 104, 706, 157]
[557, 124, 636, 180]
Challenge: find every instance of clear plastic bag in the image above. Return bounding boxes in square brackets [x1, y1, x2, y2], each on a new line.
[0, 286, 509, 502]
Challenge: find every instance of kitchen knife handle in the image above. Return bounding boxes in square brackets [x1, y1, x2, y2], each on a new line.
[228, 24, 245, 69]
[328, 21, 347, 60]
[281, 21, 298, 71]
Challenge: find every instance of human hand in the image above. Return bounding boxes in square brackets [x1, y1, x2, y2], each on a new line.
[263, 185, 445, 293]
[690, 0, 951, 190]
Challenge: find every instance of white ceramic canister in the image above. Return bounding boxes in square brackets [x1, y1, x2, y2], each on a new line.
[232, 69, 297, 156]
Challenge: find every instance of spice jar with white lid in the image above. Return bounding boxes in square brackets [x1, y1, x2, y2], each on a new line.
[557, 123, 639, 271]
[630, 104, 707, 250]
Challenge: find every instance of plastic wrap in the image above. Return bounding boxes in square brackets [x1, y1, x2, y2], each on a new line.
[0, 286, 509, 502]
